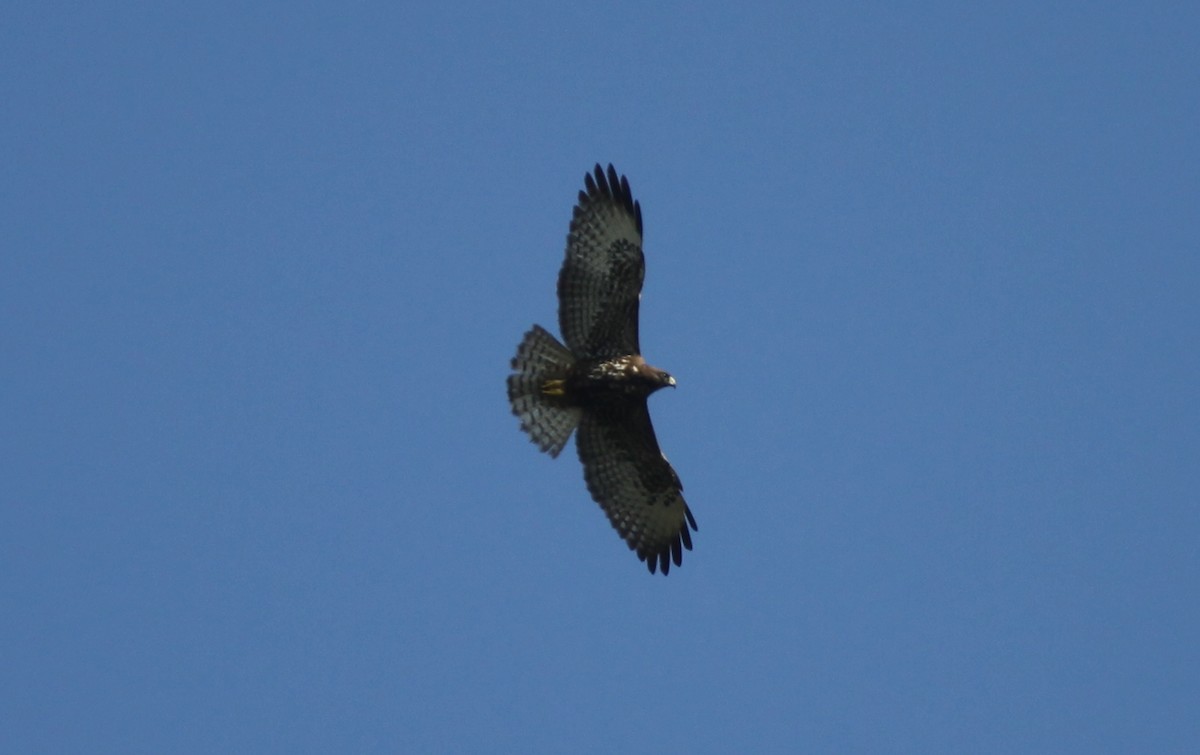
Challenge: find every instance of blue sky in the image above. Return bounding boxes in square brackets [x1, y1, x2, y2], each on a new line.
[3, 3, 1197, 752]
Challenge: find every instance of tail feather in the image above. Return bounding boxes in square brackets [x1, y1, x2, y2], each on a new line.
[508, 325, 581, 457]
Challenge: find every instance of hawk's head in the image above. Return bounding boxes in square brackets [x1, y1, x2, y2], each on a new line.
[588, 356, 676, 397]
[646, 367, 675, 391]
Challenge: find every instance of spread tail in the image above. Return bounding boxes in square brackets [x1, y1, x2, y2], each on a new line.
[507, 325, 581, 457]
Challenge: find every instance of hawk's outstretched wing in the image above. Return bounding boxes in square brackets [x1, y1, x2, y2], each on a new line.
[557, 164, 645, 359]
[575, 403, 697, 575]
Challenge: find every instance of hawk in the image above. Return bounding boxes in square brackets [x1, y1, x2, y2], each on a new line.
[507, 164, 697, 575]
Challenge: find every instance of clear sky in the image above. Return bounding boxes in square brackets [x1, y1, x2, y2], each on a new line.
[3, 3, 1197, 753]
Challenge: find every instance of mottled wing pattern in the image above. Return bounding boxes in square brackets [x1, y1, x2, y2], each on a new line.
[575, 403, 698, 574]
[557, 164, 645, 359]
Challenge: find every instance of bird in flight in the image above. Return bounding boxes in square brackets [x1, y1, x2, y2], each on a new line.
[507, 164, 697, 575]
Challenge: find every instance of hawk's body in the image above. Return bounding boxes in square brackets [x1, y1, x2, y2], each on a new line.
[507, 164, 697, 575]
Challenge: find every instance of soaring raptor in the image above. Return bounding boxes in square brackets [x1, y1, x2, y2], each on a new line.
[507, 164, 697, 575]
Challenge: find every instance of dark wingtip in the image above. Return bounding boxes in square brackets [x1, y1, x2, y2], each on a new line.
[590, 164, 607, 195]
[638, 544, 676, 576]
[583, 163, 641, 235]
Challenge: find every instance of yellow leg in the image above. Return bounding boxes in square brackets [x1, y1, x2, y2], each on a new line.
[541, 379, 566, 396]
